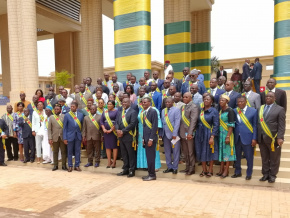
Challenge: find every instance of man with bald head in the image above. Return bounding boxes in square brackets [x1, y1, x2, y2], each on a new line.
[179, 92, 199, 175]
[75, 83, 93, 110]
[149, 71, 164, 92]
[14, 91, 31, 112]
[45, 86, 56, 100]
[110, 74, 124, 94]
[224, 80, 241, 109]
[96, 78, 110, 96]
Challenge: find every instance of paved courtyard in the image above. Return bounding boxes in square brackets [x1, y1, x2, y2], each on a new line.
[1, 166, 290, 218]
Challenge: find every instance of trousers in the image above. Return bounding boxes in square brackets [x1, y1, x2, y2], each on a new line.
[254, 79, 260, 94]
[35, 134, 43, 158]
[163, 135, 180, 170]
[181, 138, 195, 172]
[120, 138, 135, 171]
[67, 139, 81, 167]
[23, 136, 35, 161]
[86, 139, 101, 164]
[145, 140, 156, 177]
[5, 137, 19, 160]
[53, 137, 67, 167]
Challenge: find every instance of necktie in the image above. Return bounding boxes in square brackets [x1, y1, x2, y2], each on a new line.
[263, 105, 270, 117]
[226, 92, 229, 96]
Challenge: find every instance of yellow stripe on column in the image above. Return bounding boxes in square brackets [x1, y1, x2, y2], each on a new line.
[274, 1, 290, 22]
[164, 52, 191, 64]
[114, 25, 151, 44]
[191, 51, 211, 60]
[164, 32, 190, 45]
[115, 54, 151, 72]
[190, 66, 211, 73]
[114, 0, 150, 16]
[274, 37, 290, 57]
[276, 83, 290, 88]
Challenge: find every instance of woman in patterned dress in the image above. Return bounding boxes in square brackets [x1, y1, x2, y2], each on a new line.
[217, 95, 236, 178]
[13, 102, 25, 162]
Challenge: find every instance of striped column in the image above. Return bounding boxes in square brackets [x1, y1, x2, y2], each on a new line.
[191, 10, 211, 88]
[272, 0, 290, 90]
[164, 0, 191, 79]
[114, 0, 151, 82]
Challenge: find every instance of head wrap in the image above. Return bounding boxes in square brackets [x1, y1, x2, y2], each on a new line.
[46, 105, 53, 111]
[220, 94, 230, 102]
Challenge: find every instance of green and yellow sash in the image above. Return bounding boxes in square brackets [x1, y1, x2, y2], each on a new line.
[237, 108, 253, 133]
[162, 90, 167, 100]
[53, 115, 63, 128]
[137, 97, 144, 110]
[86, 86, 91, 94]
[152, 80, 160, 92]
[126, 81, 130, 86]
[104, 80, 108, 87]
[37, 110, 44, 122]
[97, 107, 103, 115]
[46, 100, 55, 115]
[89, 113, 100, 130]
[7, 113, 13, 121]
[148, 92, 156, 107]
[164, 108, 173, 132]
[23, 116, 32, 128]
[241, 93, 251, 107]
[259, 105, 277, 152]
[69, 111, 81, 130]
[181, 106, 190, 127]
[219, 110, 234, 155]
[182, 77, 186, 84]
[0, 128, 5, 149]
[113, 92, 121, 105]
[80, 93, 87, 105]
[84, 107, 90, 114]
[122, 109, 136, 150]
[200, 110, 214, 153]
[104, 110, 118, 138]
[200, 102, 204, 109]
[45, 118, 49, 129]
[31, 102, 38, 114]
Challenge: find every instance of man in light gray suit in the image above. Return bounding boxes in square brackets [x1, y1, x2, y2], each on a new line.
[243, 81, 261, 109]
[161, 98, 181, 174]
[190, 84, 203, 106]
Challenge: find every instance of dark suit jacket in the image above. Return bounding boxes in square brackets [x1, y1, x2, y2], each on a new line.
[212, 88, 225, 105]
[116, 108, 138, 142]
[44, 98, 58, 109]
[118, 104, 139, 114]
[260, 89, 287, 112]
[257, 104, 285, 144]
[63, 111, 84, 141]
[82, 113, 102, 140]
[149, 79, 164, 90]
[242, 63, 250, 80]
[228, 91, 241, 109]
[0, 119, 8, 142]
[48, 114, 65, 142]
[252, 62, 262, 80]
[137, 85, 150, 95]
[19, 116, 33, 139]
[172, 78, 181, 92]
[217, 70, 227, 80]
[234, 107, 258, 145]
[181, 81, 206, 95]
[142, 107, 158, 142]
[102, 85, 110, 96]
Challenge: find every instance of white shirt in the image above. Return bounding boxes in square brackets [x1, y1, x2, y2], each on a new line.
[245, 90, 252, 98]
[211, 87, 217, 96]
[268, 88, 276, 93]
[109, 81, 124, 94]
[237, 106, 248, 122]
[164, 65, 173, 78]
[226, 90, 233, 96]
[93, 93, 108, 105]
[64, 96, 73, 108]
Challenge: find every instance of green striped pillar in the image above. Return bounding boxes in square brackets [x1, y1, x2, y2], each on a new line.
[114, 0, 151, 81]
[164, 21, 191, 79]
[191, 42, 211, 88]
[272, 0, 290, 90]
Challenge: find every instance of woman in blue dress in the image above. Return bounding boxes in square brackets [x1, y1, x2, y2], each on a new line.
[195, 95, 219, 177]
[136, 98, 161, 170]
[13, 102, 25, 162]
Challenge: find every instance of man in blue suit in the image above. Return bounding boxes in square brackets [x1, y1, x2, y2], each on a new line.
[251, 58, 263, 94]
[123, 72, 132, 90]
[161, 98, 181, 174]
[130, 75, 140, 95]
[224, 81, 241, 109]
[242, 59, 251, 82]
[149, 82, 162, 112]
[208, 78, 225, 107]
[63, 102, 84, 172]
[232, 96, 257, 180]
[149, 71, 164, 92]
[181, 69, 206, 95]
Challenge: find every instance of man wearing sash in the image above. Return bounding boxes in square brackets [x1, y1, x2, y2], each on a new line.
[112, 83, 121, 98]
[56, 86, 64, 100]
[70, 85, 80, 100]
[141, 97, 158, 181]
[174, 92, 185, 109]
[258, 92, 285, 183]
[110, 75, 124, 94]
[224, 81, 241, 109]
[241, 81, 261, 109]
[161, 85, 176, 110]
[82, 105, 102, 168]
[86, 77, 96, 94]
[58, 97, 70, 114]
[48, 104, 67, 171]
[137, 77, 150, 95]
[190, 84, 203, 106]
[232, 96, 257, 180]
[103, 73, 112, 89]
[144, 71, 152, 84]
[179, 92, 199, 175]
[123, 72, 132, 91]
[14, 91, 30, 112]
[75, 83, 93, 110]
[63, 102, 84, 172]
[181, 70, 206, 95]
[19, 108, 35, 163]
[62, 89, 73, 108]
[134, 87, 147, 110]
[44, 91, 57, 110]
[45, 86, 56, 100]
[97, 78, 110, 96]
[149, 82, 162, 113]
[179, 67, 190, 86]
[27, 95, 39, 118]
[130, 75, 140, 95]
[94, 85, 109, 105]
[0, 118, 8, 166]
[2, 105, 18, 161]
[116, 98, 138, 177]
[149, 71, 164, 92]
[209, 78, 225, 106]
[161, 97, 181, 174]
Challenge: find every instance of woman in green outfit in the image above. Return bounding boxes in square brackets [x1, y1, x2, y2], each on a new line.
[217, 94, 236, 178]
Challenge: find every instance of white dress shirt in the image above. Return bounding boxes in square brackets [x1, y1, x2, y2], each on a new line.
[237, 106, 247, 122]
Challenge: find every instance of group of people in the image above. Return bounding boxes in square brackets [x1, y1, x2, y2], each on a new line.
[0, 60, 286, 183]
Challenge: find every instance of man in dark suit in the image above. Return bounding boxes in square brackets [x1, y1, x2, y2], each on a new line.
[209, 78, 225, 107]
[216, 66, 227, 80]
[85, 77, 96, 94]
[97, 78, 110, 96]
[168, 70, 181, 92]
[116, 98, 138, 177]
[137, 77, 150, 95]
[58, 98, 70, 114]
[121, 93, 139, 113]
[181, 69, 206, 95]
[0, 118, 8, 166]
[258, 92, 285, 183]
[123, 72, 132, 90]
[242, 59, 251, 82]
[179, 92, 199, 175]
[251, 58, 263, 94]
[149, 71, 164, 91]
[161, 97, 181, 174]
[141, 97, 158, 181]
[149, 82, 162, 112]
[82, 105, 102, 168]
[63, 102, 84, 172]
[180, 67, 190, 85]
[260, 78, 287, 112]
[27, 95, 39, 118]
[243, 81, 261, 109]
[224, 81, 241, 109]
[232, 96, 257, 180]
[19, 108, 35, 163]
[44, 91, 58, 109]
[48, 104, 67, 171]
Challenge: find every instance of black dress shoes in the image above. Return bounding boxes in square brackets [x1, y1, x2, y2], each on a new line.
[68, 167, 73, 172]
[268, 176, 276, 183]
[0, 163, 7, 166]
[259, 175, 269, 181]
[163, 168, 173, 173]
[52, 166, 58, 171]
[173, 170, 178, 174]
[7, 158, 13, 161]
[142, 175, 149, 179]
[143, 176, 156, 181]
[245, 176, 252, 180]
[231, 173, 242, 178]
[117, 170, 129, 176]
[23, 160, 28, 163]
[62, 166, 68, 171]
[180, 169, 189, 173]
[127, 171, 135, 178]
[186, 171, 195, 175]
[30, 160, 34, 163]
[74, 167, 82, 171]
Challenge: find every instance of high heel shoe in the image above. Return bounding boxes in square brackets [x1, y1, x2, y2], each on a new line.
[106, 166, 111, 168]
[220, 173, 229, 179]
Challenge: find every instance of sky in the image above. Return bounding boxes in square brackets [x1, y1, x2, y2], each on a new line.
[0, 0, 274, 76]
